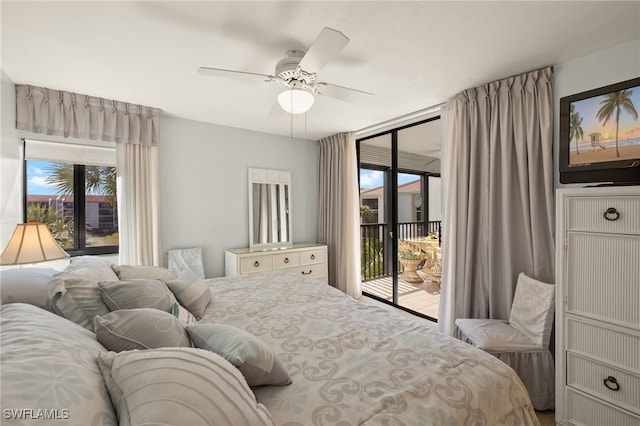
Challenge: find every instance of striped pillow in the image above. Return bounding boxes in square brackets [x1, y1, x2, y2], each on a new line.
[98, 348, 276, 426]
[166, 271, 212, 319]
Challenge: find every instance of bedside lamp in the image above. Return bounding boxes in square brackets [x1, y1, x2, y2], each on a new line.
[0, 222, 69, 265]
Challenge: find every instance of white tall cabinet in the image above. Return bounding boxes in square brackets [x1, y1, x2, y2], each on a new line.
[556, 186, 640, 426]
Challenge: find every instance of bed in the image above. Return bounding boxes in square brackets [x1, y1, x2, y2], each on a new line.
[0, 259, 540, 426]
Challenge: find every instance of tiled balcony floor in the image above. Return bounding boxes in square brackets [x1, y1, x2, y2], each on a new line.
[362, 270, 440, 320]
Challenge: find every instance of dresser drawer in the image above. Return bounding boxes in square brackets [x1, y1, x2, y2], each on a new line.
[300, 248, 326, 265]
[293, 265, 326, 280]
[567, 195, 640, 235]
[567, 319, 640, 371]
[239, 255, 273, 274]
[273, 252, 300, 269]
[567, 353, 640, 414]
[566, 388, 640, 426]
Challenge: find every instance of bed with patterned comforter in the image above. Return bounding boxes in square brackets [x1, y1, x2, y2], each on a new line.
[1, 260, 539, 426]
[202, 271, 540, 426]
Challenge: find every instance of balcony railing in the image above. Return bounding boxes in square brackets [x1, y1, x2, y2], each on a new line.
[361, 221, 442, 282]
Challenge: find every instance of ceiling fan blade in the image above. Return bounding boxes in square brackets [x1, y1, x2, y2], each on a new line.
[197, 67, 272, 81]
[316, 82, 374, 103]
[298, 27, 349, 73]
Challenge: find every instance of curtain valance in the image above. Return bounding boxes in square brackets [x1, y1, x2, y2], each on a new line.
[16, 84, 161, 146]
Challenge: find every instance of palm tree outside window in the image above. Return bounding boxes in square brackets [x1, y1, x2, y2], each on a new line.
[25, 160, 118, 255]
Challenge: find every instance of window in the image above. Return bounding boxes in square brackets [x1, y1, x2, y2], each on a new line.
[24, 139, 118, 256]
[361, 198, 379, 223]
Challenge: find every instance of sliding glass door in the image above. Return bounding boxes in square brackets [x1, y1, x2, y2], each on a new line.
[358, 118, 442, 320]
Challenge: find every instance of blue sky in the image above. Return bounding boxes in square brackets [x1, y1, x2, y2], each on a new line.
[572, 86, 640, 141]
[27, 160, 58, 195]
[360, 169, 419, 189]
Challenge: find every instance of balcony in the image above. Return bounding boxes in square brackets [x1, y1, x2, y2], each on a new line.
[361, 221, 442, 319]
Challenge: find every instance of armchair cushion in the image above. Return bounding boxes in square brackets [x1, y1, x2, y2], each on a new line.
[454, 318, 540, 352]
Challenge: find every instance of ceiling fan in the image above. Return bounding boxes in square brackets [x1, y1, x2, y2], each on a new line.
[198, 27, 374, 115]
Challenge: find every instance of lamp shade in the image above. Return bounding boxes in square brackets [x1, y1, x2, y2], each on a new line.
[277, 89, 315, 114]
[0, 222, 69, 265]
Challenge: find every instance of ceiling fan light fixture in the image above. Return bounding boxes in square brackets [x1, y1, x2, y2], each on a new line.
[277, 89, 314, 114]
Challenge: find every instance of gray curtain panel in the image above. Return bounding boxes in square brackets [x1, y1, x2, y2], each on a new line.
[437, 67, 555, 335]
[317, 132, 361, 298]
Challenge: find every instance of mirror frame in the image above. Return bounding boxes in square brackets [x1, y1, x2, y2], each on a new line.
[248, 168, 293, 250]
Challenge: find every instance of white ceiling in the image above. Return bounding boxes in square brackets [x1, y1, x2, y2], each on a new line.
[2, 1, 639, 141]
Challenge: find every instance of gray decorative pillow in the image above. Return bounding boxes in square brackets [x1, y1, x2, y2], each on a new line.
[98, 348, 276, 426]
[48, 256, 120, 330]
[98, 279, 177, 313]
[0, 268, 57, 311]
[165, 271, 212, 319]
[94, 308, 191, 352]
[187, 323, 291, 386]
[112, 265, 177, 282]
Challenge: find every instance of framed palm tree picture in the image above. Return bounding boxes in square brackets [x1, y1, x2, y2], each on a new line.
[559, 76, 640, 184]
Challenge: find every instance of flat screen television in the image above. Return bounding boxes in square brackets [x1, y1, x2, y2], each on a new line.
[559, 77, 640, 184]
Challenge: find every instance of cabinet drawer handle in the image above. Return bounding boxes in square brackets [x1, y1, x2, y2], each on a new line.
[284, 257, 289, 264]
[603, 207, 620, 221]
[301, 270, 312, 275]
[310, 254, 316, 260]
[603, 376, 620, 391]
[254, 261, 260, 268]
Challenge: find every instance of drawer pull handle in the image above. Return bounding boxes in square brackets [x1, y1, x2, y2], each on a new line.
[254, 261, 260, 268]
[603, 207, 620, 221]
[310, 254, 316, 260]
[603, 376, 620, 391]
[301, 270, 312, 275]
[284, 257, 289, 264]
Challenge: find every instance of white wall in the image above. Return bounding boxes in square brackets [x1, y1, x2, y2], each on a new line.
[159, 115, 318, 278]
[0, 71, 22, 247]
[554, 39, 640, 188]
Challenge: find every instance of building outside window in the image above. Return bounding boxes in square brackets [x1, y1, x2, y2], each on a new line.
[24, 139, 118, 255]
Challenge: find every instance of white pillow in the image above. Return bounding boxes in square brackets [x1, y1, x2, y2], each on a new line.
[98, 348, 277, 426]
[509, 272, 555, 348]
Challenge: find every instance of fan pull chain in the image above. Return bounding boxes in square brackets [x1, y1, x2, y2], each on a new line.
[290, 90, 294, 140]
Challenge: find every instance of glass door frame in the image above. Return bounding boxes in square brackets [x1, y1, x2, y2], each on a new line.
[357, 116, 440, 321]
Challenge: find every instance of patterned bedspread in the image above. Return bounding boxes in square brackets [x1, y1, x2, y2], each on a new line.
[203, 271, 540, 426]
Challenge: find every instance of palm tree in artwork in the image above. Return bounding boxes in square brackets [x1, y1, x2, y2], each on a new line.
[596, 89, 638, 157]
[569, 104, 584, 156]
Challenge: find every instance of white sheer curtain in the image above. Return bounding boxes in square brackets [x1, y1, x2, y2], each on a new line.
[317, 132, 361, 298]
[15, 84, 163, 266]
[437, 67, 555, 335]
[116, 143, 162, 266]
